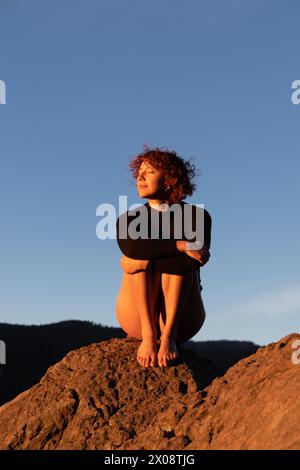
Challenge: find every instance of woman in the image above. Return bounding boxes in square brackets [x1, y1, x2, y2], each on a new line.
[116, 146, 212, 368]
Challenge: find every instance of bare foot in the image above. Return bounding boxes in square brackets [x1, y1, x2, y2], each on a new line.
[157, 335, 179, 367]
[137, 337, 158, 368]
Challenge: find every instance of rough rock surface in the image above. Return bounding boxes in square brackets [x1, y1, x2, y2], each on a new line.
[0, 333, 299, 450]
[0, 320, 259, 405]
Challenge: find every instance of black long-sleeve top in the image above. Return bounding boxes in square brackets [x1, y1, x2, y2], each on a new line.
[116, 200, 212, 291]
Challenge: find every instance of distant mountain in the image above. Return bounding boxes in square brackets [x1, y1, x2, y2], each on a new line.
[0, 320, 126, 405]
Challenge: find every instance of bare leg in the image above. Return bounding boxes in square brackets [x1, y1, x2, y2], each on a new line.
[158, 271, 206, 344]
[157, 271, 194, 366]
[116, 269, 206, 368]
[116, 270, 161, 367]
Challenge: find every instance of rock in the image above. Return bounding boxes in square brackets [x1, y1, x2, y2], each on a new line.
[0, 320, 259, 406]
[0, 333, 299, 450]
[0, 337, 217, 450]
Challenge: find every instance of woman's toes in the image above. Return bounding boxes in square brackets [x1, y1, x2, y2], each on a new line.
[157, 351, 178, 367]
[151, 356, 158, 367]
[137, 339, 158, 367]
[159, 353, 166, 367]
[137, 353, 144, 367]
[158, 356, 166, 367]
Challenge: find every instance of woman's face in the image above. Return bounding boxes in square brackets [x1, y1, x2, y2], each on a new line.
[137, 161, 167, 199]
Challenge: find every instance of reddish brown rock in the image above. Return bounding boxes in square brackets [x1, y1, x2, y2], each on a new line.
[0, 337, 217, 450]
[0, 333, 299, 450]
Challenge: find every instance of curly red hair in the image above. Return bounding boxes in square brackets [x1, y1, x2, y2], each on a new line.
[128, 145, 199, 204]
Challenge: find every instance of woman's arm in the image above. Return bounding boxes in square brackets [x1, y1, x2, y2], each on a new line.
[147, 252, 201, 274]
[116, 206, 212, 268]
[120, 242, 210, 275]
[148, 207, 212, 274]
[147, 242, 210, 274]
[148, 208, 212, 274]
[119, 252, 200, 275]
[120, 255, 150, 274]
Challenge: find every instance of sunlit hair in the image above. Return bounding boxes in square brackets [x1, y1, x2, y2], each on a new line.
[128, 144, 200, 204]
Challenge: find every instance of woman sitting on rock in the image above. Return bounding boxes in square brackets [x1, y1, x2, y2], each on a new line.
[116, 145, 212, 368]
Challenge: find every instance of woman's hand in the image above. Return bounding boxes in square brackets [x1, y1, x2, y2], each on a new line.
[186, 245, 210, 266]
[176, 240, 211, 266]
[120, 255, 150, 274]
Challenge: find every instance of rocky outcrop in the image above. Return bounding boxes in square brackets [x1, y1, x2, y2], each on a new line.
[0, 333, 299, 450]
[0, 320, 259, 405]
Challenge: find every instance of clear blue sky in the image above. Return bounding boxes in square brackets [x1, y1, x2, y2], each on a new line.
[0, 0, 299, 345]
